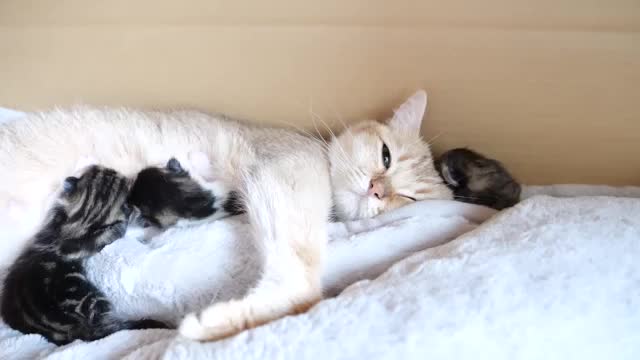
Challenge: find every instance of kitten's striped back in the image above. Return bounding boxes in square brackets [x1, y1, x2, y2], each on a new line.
[1, 165, 166, 345]
[54, 165, 132, 258]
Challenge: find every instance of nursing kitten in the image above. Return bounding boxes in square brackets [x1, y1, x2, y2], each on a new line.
[436, 148, 521, 210]
[0, 90, 451, 341]
[1, 165, 167, 345]
[128, 158, 244, 231]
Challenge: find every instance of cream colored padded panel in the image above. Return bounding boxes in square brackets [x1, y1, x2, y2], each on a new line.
[1, 1, 639, 185]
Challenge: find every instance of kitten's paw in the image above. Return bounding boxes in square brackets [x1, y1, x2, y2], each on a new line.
[179, 294, 319, 342]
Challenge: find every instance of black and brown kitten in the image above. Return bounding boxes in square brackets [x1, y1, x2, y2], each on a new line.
[1, 165, 167, 345]
[128, 158, 244, 231]
[436, 148, 521, 210]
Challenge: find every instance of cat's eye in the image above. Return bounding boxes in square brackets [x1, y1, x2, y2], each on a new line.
[381, 143, 391, 169]
[398, 194, 417, 202]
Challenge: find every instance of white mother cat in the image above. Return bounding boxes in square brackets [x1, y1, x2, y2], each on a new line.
[0, 90, 451, 341]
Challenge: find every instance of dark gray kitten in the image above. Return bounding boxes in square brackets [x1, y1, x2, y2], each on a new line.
[436, 148, 521, 210]
[128, 158, 244, 231]
[1, 165, 167, 346]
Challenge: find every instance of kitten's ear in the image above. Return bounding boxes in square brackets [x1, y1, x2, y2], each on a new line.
[62, 177, 79, 193]
[166, 158, 186, 174]
[388, 90, 428, 134]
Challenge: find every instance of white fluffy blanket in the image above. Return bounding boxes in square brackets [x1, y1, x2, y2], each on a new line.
[1, 193, 639, 359]
[0, 199, 494, 359]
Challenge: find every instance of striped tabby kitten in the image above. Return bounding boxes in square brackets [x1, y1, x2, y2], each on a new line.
[436, 148, 521, 210]
[1, 165, 167, 345]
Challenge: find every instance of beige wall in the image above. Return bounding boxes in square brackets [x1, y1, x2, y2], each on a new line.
[1, 1, 639, 185]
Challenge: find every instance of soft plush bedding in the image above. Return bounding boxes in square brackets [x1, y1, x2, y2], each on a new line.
[0, 199, 495, 359]
[1, 192, 639, 359]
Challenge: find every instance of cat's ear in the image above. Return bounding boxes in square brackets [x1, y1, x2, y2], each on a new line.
[62, 177, 79, 193]
[166, 158, 186, 174]
[388, 90, 427, 134]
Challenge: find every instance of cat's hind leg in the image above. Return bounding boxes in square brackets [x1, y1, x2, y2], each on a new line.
[179, 149, 332, 341]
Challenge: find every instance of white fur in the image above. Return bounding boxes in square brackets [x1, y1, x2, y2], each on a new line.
[0, 91, 451, 341]
[329, 91, 451, 220]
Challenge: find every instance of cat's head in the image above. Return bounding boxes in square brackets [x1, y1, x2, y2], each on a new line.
[329, 90, 452, 220]
[54, 165, 132, 258]
[127, 158, 217, 229]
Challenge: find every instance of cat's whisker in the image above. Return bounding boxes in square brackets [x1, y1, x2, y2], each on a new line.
[306, 97, 330, 140]
[333, 152, 365, 182]
[406, 136, 428, 150]
[271, 118, 328, 149]
[308, 113, 332, 149]
[269, 115, 321, 142]
[267, 97, 336, 149]
[305, 102, 368, 181]
[329, 106, 355, 140]
[331, 121, 367, 182]
[326, 152, 364, 186]
[308, 112, 341, 158]
[307, 103, 363, 183]
[329, 155, 360, 180]
[425, 131, 445, 147]
[309, 109, 340, 144]
[309, 110, 358, 178]
[306, 100, 328, 139]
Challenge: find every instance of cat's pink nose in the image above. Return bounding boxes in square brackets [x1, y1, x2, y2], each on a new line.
[368, 180, 385, 199]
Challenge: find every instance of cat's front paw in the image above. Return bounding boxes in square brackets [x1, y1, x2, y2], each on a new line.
[179, 294, 319, 342]
[179, 300, 248, 341]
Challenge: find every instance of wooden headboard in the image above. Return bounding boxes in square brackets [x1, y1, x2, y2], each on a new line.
[1, 1, 638, 185]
